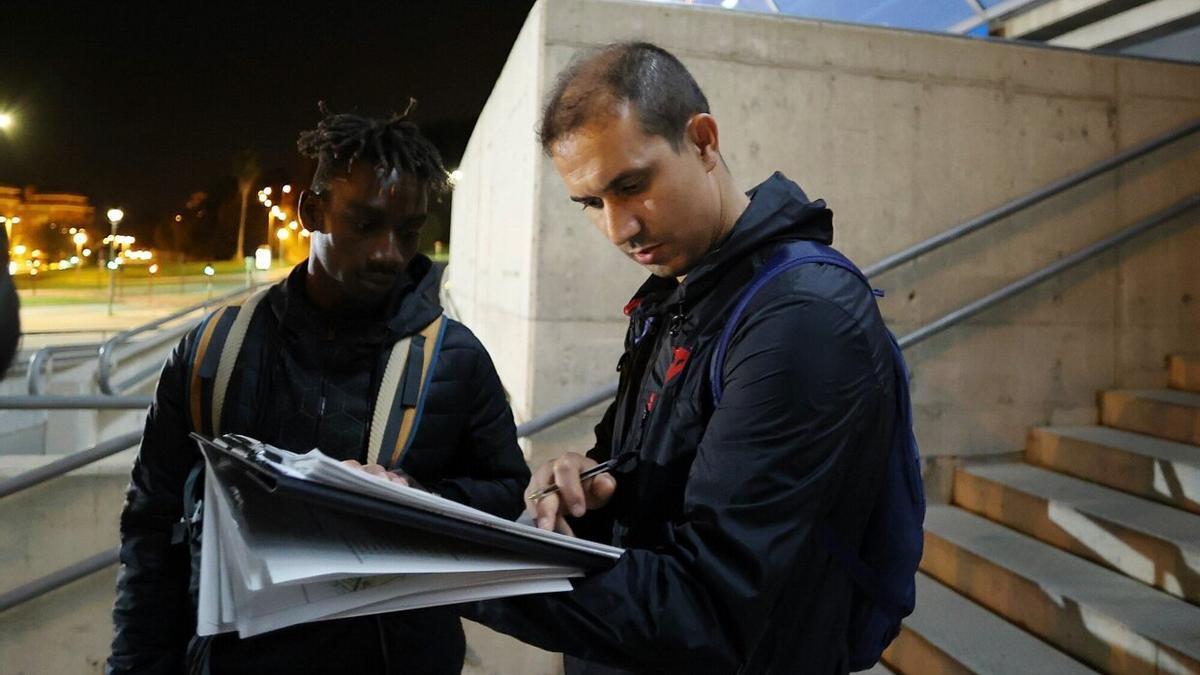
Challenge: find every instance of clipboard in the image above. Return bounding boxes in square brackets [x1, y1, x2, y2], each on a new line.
[192, 433, 620, 572]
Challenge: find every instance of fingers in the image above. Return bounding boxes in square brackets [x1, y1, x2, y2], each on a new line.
[585, 473, 617, 510]
[524, 453, 613, 532]
[552, 459, 589, 519]
[553, 515, 575, 537]
[344, 460, 409, 487]
[533, 493, 561, 532]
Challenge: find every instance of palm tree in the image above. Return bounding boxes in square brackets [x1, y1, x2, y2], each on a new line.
[232, 150, 260, 261]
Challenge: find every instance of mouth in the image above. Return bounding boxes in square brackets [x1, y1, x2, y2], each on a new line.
[359, 272, 398, 292]
[631, 244, 663, 265]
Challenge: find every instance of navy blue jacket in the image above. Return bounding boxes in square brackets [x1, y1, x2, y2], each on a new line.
[467, 174, 898, 674]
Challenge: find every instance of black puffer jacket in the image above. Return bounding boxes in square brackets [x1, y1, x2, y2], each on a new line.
[466, 174, 899, 674]
[107, 256, 530, 675]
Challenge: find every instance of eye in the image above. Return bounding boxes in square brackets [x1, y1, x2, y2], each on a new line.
[579, 197, 603, 211]
[618, 180, 643, 196]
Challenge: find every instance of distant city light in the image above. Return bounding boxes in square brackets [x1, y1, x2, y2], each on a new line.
[282, 184, 292, 194]
[0, 113, 13, 131]
[10, 217, 19, 225]
[70, 256, 80, 265]
[69, 227, 78, 234]
[107, 260, 119, 270]
[29, 268, 37, 276]
[149, 264, 159, 274]
[300, 229, 310, 239]
[449, 169, 463, 184]
[276, 227, 289, 241]
[175, 214, 183, 223]
[82, 248, 92, 257]
[264, 199, 272, 208]
[12, 244, 26, 256]
[106, 208, 125, 225]
[288, 220, 298, 230]
[30, 249, 41, 258]
[6, 262, 14, 275]
[254, 246, 272, 270]
[263, 187, 272, 196]
[203, 265, 215, 277]
[73, 231, 88, 246]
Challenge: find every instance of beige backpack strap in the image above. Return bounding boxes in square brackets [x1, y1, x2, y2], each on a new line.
[366, 335, 414, 466]
[210, 286, 271, 436]
[367, 313, 448, 468]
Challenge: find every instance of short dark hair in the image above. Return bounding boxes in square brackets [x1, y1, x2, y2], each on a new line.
[538, 42, 710, 156]
[297, 101, 450, 195]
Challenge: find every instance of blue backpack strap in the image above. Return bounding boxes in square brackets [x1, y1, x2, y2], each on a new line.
[710, 240, 873, 404]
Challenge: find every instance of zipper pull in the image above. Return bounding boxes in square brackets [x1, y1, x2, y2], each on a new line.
[668, 302, 686, 338]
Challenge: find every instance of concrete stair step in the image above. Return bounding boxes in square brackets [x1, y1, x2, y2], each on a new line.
[922, 505, 1200, 674]
[1171, 354, 1200, 394]
[883, 573, 1096, 675]
[1026, 426, 1200, 514]
[954, 462, 1200, 605]
[1101, 389, 1200, 445]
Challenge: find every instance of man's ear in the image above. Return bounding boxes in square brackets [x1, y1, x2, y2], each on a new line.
[298, 190, 325, 233]
[685, 113, 721, 173]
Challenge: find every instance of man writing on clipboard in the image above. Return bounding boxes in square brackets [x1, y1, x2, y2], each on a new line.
[464, 43, 919, 675]
[106, 104, 530, 675]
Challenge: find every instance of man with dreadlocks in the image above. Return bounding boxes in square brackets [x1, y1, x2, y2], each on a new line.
[107, 104, 530, 674]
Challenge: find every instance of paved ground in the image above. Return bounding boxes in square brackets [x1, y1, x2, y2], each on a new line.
[15, 268, 289, 349]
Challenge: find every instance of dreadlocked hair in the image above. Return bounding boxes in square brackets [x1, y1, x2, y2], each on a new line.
[297, 100, 450, 195]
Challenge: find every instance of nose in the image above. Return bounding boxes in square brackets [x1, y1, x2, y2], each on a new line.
[601, 202, 641, 248]
[370, 230, 405, 268]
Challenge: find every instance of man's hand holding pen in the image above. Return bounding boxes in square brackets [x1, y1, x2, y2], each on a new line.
[525, 452, 618, 536]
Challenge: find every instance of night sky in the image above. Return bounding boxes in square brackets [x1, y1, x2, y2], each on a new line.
[0, 2, 536, 240]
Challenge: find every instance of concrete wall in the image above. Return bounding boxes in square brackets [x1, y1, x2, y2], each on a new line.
[450, 0, 1200, 472]
[0, 453, 131, 675]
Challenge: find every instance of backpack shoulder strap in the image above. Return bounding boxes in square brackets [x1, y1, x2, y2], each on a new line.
[367, 313, 448, 469]
[187, 286, 270, 436]
[710, 240, 872, 404]
[211, 287, 270, 436]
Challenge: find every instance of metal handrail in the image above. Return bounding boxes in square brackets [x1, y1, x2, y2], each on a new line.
[0, 548, 120, 613]
[0, 431, 142, 499]
[862, 118, 1200, 278]
[516, 382, 619, 438]
[0, 395, 153, 410]
[897, 194, 1200, 348]
[26, 343, 104, 396]
[96, 284, 265, 396]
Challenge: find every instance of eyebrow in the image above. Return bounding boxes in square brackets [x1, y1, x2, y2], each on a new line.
[569, 167, 653, 204]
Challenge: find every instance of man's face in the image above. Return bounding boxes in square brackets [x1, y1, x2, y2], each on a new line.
[305, 164, 428, 309]
[551, 102, 723, 279]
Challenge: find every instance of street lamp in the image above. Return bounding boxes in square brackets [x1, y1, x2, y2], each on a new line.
[106, 208, 124, 316]
[276, 226, 289, 262]
[0, 112, 13, 132]
[73, 230, 88, 274]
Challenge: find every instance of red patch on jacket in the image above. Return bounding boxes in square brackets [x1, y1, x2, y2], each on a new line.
[665, 347, 691, 384]
[623, 297, 643, 317]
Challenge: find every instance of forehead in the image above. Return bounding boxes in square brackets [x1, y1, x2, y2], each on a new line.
[327, 164, 427, 213]
[550, 103, 671, 192]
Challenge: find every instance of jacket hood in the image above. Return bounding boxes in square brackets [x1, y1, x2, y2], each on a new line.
[626, 172, 833, 311]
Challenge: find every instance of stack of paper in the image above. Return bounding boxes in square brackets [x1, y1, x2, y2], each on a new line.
[194, 434, 622, 638]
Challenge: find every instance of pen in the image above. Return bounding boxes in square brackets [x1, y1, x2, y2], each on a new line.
[526, 457, 621, 502]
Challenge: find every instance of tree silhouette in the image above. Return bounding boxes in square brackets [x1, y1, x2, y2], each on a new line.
[232, 150, 261, 261]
